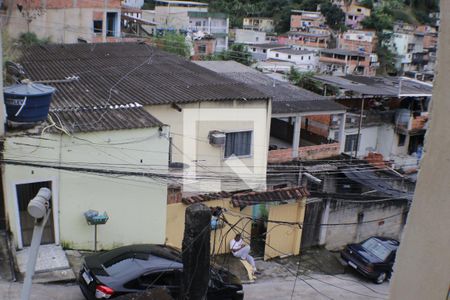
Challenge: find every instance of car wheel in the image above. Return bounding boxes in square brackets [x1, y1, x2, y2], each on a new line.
[375, 272, 387, 284]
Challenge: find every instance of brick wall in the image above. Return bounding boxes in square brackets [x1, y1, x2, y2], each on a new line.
[268, 143, 340, 163]
[191, 39, 216, 60]
[339, 38, 377, 53]
[304, 115, 331, 137]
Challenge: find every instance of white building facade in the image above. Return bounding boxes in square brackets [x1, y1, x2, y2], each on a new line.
[267, 48, 319, 71]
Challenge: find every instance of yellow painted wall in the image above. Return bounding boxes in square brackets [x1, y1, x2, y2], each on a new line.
[264, 199, 306, 260]
[3, 126, 169, 250]
[166, 199, 253, 255]
[166, 198, 307, 260]
[145, 100, 271, 193]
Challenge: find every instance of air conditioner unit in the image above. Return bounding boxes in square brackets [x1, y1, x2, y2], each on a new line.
[208, 131, 226, 146]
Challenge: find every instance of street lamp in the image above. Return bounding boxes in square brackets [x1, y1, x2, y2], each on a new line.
[21, 187, 52, 300]
[27, 188, 51, 219]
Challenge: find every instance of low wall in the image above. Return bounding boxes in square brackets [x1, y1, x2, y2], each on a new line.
[268, 143, 340, 163]
[301, 198, 408, 251]
[324, 200, 407, 251]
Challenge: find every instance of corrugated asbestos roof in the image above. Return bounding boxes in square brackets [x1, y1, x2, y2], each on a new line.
[194, 61, 346, 114]
[19, 43, 268, 132]
[49, 107, 163, 133]
[20, 43, 268, 109]
[181, 186, 309, 207]
[313, 74, 433, 97]
[342, 168, 413, 200]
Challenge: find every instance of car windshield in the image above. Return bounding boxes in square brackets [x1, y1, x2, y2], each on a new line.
[361, 238, 392, 261]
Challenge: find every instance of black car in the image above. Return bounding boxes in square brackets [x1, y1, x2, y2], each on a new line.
[341, 236, 399, 284]
[78, 244, 244, 300]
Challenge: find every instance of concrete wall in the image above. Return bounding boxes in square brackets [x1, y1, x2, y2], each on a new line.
[145, 100, 271, 193]
[248, 45, 283, 61]
[3, 127, 169, 250]
[267, 50, 318, 71]
[234, 29, 266, 44]
[389, 4, 450, 299]
[243, 18, 274, 33]
[155, 11, 190, 30]
[6, 1, 121, 43]
[330, 123, 412, 161]
[332, 126, 378, 157]
[376, 124, 396, 158]
[324, 200, 407, 251]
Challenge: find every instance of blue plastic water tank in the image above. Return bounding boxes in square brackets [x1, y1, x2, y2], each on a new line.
[4, 83, 55, 123]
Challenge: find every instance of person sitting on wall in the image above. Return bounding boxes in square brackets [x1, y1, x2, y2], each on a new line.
[230, 233, 259, 275]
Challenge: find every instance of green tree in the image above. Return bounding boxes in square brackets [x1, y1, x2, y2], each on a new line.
[200, 44, 253, 65]
[320, 2, 346, 31]
[286, 67, 324, 94]
[377, 45, 397, 75]
[220, 44, 253, 66]
[155, 33, 190, 58]
[359, 0, 374, 9]
[18, 32, 50, 47]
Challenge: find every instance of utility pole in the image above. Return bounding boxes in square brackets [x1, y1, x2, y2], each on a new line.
[0, 30, 5, 135]
[21, 188, 52, 300]
[355, 96, 365, 158]
[182, 203, 211, 300]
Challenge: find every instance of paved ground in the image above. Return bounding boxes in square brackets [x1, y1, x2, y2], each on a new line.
[0, 272, 389, 300]
[0, 247, 390, 299]
[244, 274, 389, 300]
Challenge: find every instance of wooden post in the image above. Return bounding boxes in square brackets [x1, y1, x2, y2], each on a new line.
[182, 203, 211, 300]
[355, 97, 365, 158]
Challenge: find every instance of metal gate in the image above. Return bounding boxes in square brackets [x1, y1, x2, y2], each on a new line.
[301, 199, 325, 249]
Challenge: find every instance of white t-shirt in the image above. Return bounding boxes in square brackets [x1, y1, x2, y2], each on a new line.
[230, 238, 243, 251]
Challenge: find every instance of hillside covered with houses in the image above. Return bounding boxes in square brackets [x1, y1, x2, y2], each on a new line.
[0, 0, 447, 299]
